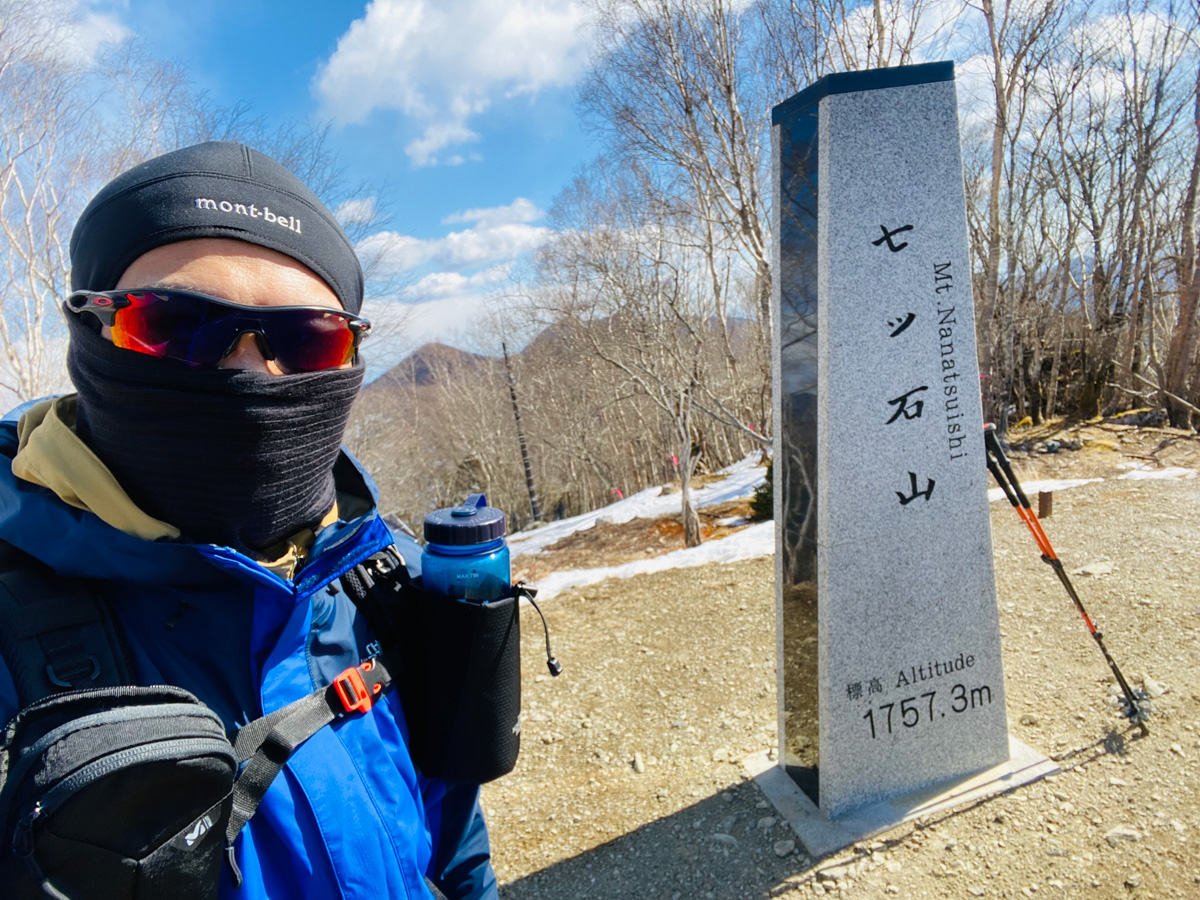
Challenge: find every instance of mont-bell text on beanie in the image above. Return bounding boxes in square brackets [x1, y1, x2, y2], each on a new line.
[194, 198, 302, 235]
[69, 142, 364, 314]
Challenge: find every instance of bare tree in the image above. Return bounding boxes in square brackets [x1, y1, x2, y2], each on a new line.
[969, 0, 1068, 426]
[1036, 2, 1196, 418]
[758, 0, 961, 95]
[0, 0, 90, 403]
[535, 154, 767, 544]
[1160, 48, 1200, 427]
[501, 340, 542, 523]
[583, 0, 774, 349]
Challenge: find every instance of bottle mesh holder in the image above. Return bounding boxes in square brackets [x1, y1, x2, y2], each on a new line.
[397, 583, 521, 784]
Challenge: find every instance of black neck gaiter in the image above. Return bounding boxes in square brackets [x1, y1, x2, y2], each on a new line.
[66, 314, 365, 556]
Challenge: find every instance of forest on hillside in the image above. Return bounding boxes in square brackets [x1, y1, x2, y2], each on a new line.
[347, 0, 1200, 535]
[2, 0, 1198, 539]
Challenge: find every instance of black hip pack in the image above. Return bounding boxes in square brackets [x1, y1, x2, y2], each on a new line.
[0, 686, 236, 900]
[0, 552, 237, 900]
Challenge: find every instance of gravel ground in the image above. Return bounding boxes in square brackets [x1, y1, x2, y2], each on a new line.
[484, 429, 1200, 900]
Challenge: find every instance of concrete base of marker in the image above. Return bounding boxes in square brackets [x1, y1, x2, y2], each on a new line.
[743, 737, 1059, 859]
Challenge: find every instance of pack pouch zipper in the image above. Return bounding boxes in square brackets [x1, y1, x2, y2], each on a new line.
[12, 737, 236, 857]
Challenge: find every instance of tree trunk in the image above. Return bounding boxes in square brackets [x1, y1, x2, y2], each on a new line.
[502, 342, 542, 523]
[1045, 316, 1065, 420]
[678, 387, 702, 548]
[1078, 331, 1119, 420]
[1164, 66, 1200, 429]
[978, 0, 1009, 426]
[755, 259, 773, 347]
[1166, 276, 1200, 428]
[679, 450, 702, 548]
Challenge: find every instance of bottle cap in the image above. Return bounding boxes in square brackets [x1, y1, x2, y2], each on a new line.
[424, 493, 507, 545]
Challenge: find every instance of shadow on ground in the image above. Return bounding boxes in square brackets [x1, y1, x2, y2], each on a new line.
[499, 779, 808, 900]
[499, 725, 1148, 900]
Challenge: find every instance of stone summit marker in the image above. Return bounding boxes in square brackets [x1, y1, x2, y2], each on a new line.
[747, 61, 1057, 854]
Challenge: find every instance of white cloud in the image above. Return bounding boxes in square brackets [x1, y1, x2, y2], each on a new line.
[357, 231, 431, 275]
[442, 197, 543, 227]
[436, 222, 550, 268]
[314, 0, 591, 165]
[5, 1, 131, 66]
[405, 121, 481, 167]
[387, 292, 485, 344]
[355, 196, 549, 364]
[357, 210, 550, 277]
[407, 265, 511, 299]
[68, 8, 130, 62]
[360, 291, 499, 376]
[953, 52, 997, 130]
[335, 196, 378, 227]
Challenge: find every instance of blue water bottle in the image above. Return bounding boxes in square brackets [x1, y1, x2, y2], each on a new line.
[421, 494, 511, 601]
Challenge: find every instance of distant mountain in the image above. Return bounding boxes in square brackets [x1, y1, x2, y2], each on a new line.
[519, 321, 572, 358]
[364, 342, 494, 394]
[363, 315, 760, 398]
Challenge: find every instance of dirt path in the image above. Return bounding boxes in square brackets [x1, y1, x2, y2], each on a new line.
[485, 429, 1200, 899]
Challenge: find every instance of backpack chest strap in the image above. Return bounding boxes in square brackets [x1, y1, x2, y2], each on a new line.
[223, 657, 393, 886]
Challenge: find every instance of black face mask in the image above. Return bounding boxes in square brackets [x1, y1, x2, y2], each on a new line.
[66, 314, 365, 556]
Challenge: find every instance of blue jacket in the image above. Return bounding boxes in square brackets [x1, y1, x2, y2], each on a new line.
[0, 407, 497, 900]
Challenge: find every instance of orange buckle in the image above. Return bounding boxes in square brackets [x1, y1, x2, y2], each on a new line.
[334, 663, 373, 714]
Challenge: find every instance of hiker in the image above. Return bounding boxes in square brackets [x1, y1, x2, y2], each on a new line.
[0, 142, 496, 899]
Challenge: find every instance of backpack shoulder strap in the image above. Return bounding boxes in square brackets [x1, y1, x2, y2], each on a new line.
[0, 541, 134, 707]
[340, 544, 411, 654]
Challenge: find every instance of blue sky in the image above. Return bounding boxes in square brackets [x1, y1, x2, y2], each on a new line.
[84, 0, 600, 366]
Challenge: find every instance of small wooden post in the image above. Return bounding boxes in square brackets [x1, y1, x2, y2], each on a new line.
[1038, 491, 1053, 519]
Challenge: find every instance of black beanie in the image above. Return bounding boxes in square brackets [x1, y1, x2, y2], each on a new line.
[69, 142, 364, 313]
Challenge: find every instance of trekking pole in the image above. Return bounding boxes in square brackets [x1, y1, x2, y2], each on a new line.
[984, 424, 1149, 735]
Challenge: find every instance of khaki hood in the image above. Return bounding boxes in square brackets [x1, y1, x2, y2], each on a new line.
[13, 396, 180, 541]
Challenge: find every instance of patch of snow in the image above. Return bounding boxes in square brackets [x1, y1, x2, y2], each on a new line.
[714, 452, 768, 474]
[532, 521, 775, 600]
[987, 478, 1102, 503]
[1117, 467, 1197, 481]
[716, 515, 751, 527]
[509, 453, 766, 557]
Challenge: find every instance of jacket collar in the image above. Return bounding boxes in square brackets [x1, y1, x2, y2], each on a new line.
[0, 401, 386, 591]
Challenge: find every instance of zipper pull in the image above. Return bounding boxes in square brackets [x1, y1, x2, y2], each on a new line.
[13, 803, 42, 857]
[225, 841, 244, 888]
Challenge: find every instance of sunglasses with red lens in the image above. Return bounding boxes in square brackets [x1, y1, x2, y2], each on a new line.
[66, 288, 371, 373]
